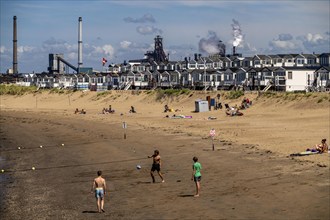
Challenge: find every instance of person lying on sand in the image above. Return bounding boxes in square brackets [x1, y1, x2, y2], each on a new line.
[291, 139, 329, 157]
[225, 106, 243, 116]
[306, 139, 328, 153]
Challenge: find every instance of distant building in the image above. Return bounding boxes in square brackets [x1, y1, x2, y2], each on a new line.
[319, 53, 330, 66]
[6, 68, 14, 74]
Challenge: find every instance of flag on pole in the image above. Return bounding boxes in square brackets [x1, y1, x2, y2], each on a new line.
[102, 58, 107, 66]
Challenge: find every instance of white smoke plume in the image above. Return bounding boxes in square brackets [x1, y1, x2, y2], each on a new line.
[198, 31, 220, 54]
[231, 19, 243, 47]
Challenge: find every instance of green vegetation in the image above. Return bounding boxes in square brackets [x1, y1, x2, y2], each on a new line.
[155, 89, 191, 100]
[317, 95, 329, 103]
[261, 91, 329, 103]
[49, 88, 67, 94]
[96, 91, 111, 97]
[262, 91, 278, 98]
[0, 84, 38, 95]
[145, 90, 154, 95]
[224, 90, 244, 99]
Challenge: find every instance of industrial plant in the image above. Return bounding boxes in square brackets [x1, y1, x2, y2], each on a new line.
[1, 16, 330, 93]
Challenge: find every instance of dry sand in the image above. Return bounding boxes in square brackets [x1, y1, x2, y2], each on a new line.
[0, 90, 329, 220]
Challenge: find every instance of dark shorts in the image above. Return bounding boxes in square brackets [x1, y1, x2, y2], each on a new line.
[151, 163, 160, 172]
[194, 176, 201, 182]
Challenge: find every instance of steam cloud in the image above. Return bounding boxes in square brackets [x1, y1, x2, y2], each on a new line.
[198, 31, 220, 54]
[231, 19, 243, 47]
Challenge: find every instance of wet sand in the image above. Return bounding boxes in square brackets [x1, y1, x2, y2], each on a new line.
[0, 91, 329, 219]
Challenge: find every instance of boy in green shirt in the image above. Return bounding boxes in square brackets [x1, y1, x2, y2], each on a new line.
[191, 156, 202, 197]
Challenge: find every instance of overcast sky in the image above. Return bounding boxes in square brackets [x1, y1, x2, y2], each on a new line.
[0, 0, 329, 73]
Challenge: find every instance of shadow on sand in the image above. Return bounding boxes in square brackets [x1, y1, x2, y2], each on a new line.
[82, 211, 99, 213]
[178, 194, 194, 197]
[136, 181, 152, 184]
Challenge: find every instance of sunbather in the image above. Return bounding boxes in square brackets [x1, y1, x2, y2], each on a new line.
[306, 139, 328, 153]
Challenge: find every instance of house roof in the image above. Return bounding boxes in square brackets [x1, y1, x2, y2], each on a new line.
[314, 66, 330, 72]
[319, 53, 330, 57]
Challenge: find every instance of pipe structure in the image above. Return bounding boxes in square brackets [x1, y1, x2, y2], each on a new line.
[78, 17, 83, 69]
[13, 16, 18, 74]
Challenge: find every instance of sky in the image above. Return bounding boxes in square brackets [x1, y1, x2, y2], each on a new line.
[0, 0, 329, 73]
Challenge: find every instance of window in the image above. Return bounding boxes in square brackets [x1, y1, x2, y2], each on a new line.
[275, 71, 285, 77]
[297, 59, 304, 64]
[288, 71, 292, 79]
[263, 71, 272, 77]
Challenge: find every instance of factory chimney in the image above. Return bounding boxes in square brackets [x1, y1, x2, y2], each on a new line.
[233, 46, 236, 56]
[13, 16, 18, 74]
[78, 17, 83, 69]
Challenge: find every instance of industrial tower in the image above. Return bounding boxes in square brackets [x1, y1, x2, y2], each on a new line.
[144, 35, 168, 63]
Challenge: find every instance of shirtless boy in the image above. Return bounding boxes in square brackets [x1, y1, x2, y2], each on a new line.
[148, 150, 165, 183]
[91, 171, 107, 213]
[316, 139, 328, 153]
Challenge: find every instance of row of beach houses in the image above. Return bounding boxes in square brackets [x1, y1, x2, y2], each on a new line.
[14, 53, 330, 92]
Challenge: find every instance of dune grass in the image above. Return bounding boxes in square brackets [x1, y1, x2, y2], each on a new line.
[0, 84, 39, 95]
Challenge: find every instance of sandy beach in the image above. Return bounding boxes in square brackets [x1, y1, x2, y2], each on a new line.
[0, 90, 329, 220]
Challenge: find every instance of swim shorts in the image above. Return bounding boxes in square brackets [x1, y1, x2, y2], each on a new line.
[151, 163, 160, 172]
[95, 188, 104, 199]
[194, 176, 202, 182]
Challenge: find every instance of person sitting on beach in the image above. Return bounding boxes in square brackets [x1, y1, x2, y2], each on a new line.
[102, 108, 108, 114]
[80, 109, 86, 114]
[164, 104, 170, 113]
[226, 105, 243, 116]
[240, 97, 249, 109]
[102, 106, 115, 114]
[246, 97, 251, 105]
[74, 108, 80, 114]
[129, 106, 136, 113]
[225, 104, 235, 116]
[108, 105, 115, 113]
[306, 139, 328, 153]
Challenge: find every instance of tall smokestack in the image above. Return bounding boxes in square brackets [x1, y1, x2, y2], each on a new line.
[78, 17, 83, 69]
[233, 46, 236, 56]
[13, 16, 18, 74]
